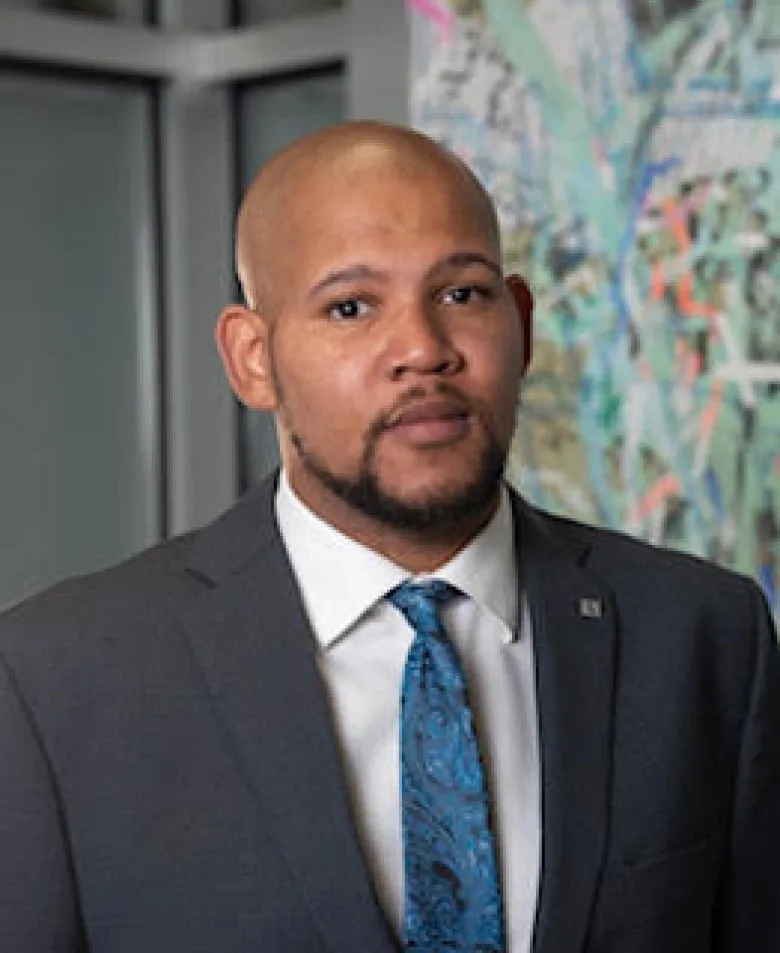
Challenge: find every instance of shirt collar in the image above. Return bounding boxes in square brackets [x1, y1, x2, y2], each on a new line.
[275, 471, 518, 650]
[429, 487, 518, 644]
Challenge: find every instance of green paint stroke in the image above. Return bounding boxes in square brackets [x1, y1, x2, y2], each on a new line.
[482, 0, 624, 255]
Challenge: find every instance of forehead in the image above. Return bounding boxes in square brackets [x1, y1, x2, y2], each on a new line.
[237, 139, 501, 307]
[286, 159, 498, 263]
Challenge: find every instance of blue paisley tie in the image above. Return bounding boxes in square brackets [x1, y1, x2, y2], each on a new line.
[388, 580, 504, 952]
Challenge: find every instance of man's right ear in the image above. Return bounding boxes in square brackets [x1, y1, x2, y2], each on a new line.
[214, 305, 278, 411]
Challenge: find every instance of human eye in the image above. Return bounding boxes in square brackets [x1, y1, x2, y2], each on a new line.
[441, 284, 493, 306]
[326, 297, 372, 320]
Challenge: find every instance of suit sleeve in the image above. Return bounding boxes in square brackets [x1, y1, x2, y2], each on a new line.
[0, 651, 85, 951]
[715, 581, 780, 952]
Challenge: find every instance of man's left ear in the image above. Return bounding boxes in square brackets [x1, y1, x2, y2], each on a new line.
[506, 274, 534, 376]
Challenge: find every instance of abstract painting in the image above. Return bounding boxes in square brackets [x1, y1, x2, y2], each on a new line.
[410, 0, 780, 613]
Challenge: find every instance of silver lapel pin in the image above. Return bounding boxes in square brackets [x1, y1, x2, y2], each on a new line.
[579, 598, 602, 619]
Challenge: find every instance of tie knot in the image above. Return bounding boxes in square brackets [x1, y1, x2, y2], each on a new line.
[387, 580, 458, 633]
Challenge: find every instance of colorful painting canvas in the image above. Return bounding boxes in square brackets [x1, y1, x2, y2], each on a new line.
[411, 0, 780, 613]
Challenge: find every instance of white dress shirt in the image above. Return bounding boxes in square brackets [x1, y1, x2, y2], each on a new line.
[275, 473, 540, 952]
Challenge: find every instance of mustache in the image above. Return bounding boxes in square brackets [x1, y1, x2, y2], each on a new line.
[368, 384, 479, 440]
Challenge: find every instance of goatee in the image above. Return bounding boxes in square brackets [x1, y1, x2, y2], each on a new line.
[290, 426, 507, 535]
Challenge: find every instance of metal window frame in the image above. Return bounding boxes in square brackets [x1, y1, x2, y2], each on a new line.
[0, 0, 409, 537]
[0, 7, 349, 78]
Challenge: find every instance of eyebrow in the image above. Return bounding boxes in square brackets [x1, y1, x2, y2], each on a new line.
[308, 265, 385, 298]
[429, 252, 503, 280]
[307, 252, 503, 299]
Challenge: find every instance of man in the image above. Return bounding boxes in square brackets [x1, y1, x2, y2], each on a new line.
[0, 122, 778, 953]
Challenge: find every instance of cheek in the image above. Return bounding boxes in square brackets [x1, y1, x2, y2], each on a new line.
[273, 339, 373, 438]
[468, 330, 524, 413]
[310, 355, 366, 397]
[489, 372, 523, 443]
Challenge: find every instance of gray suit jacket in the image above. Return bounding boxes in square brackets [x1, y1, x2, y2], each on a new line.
[0, 473, 778, 952]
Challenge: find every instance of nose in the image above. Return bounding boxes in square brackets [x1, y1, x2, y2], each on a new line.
[387, 303, 464, 380]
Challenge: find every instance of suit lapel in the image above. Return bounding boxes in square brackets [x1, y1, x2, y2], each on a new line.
[175, 476, 397, 953]
[512, 499, 617, 953]
[174, 477, 616, 953]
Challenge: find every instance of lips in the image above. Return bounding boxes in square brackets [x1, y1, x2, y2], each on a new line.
[388, 398, 470, 427]
[385, 398, 471, 445]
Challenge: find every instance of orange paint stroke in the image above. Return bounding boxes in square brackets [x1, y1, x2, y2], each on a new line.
[686, 350, 702, 385]
[699, 380, 725, 438]
[675, 340, 701, 385]
[676, 271, 718, 319]
[643, 180, 711, 217]
[650, 262, 665, 301]
[630, 473, 681, 525]
[663, 198, 718, 319]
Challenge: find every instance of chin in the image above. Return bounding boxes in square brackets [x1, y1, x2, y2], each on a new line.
[292, 427, 506, 534]
[368, 473, 502, 534]
[380, 476, 475, 509]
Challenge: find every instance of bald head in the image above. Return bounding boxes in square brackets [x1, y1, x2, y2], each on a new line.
[235, 121, 500, 311]
[216, 120, 533, 565]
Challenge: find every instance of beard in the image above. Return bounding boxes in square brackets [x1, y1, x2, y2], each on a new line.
[284, 391, 509, 535]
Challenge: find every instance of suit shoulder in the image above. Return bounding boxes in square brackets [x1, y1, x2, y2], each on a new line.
[0, 532, 197, 656]
[0, 476, 280, 678]
[532, 505, 762, 606]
